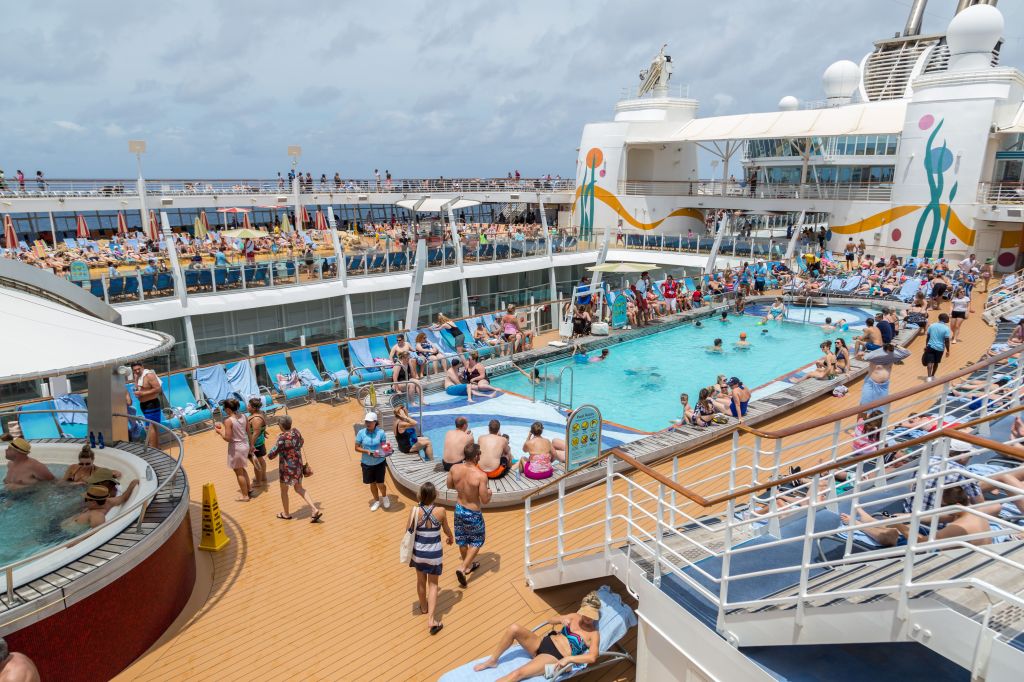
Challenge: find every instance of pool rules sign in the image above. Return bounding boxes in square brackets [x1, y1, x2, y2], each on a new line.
[566, 404, 602, 472]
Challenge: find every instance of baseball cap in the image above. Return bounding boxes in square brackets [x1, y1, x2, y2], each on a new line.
[364, 412, 378, 422]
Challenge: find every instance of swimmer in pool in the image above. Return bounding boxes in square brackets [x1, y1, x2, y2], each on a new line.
[821, 317, 836, 333]
[707, 338, 724, 353]
[694, 320, 703, 328]
[735, 332, 750, 349]
[63, 445, 122, 485]
[720, 311, 729, 323]
[62, 479, 139, 532]
[590, 349, 610, 362]
[512, 364, 558, 385]
[763, 297, 786, 323]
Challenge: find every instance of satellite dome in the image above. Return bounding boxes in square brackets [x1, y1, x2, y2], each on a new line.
[822, 60, 861, 101]
[778, 95, 799, 111]
[947, 3, 1002, 57]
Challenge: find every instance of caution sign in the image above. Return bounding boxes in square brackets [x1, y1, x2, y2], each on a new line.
[199, 482, 230, 552]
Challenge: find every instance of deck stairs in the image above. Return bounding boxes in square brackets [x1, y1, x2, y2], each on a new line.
[524, 334, 1024, 679]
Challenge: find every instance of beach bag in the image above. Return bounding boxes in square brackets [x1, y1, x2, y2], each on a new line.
[832, 386, 849, 397]
[302, 462, 314, 477]
[711, 414, 729, 425]
[400, 508, 417, 564]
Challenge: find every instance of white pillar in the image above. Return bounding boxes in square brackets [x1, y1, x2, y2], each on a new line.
[292, 177, 302, 232]
[784, 210, 807, 264]
[539, 198, 558, 303]
[446, 204, 470, 316]
[404, 238, 429, 331]
[704, 212, 729, 274]
[137, 176, 148, 237]
[47, 210, 57, 245]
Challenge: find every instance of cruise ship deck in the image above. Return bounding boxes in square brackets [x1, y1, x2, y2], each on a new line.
[109, 291, 994, 682]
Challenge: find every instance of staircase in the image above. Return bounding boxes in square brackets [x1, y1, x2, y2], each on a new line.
[524, 352, 1024, 680]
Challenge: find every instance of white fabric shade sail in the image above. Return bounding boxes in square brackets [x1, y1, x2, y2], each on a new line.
[1, 286, 175, 383]
[630, 100, 907, 143]
[395, 198, 481, 213]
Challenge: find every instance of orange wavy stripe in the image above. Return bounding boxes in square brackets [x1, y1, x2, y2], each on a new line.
[577, 184, 704, 230]
[1001, 230, 1020, 249]
[938, 204, 975, 246]
[829, 206, 920, 234]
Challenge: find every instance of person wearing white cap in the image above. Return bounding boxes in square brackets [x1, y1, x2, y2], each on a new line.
[3, 435, 55, 489]
[354, 411, 390, 510]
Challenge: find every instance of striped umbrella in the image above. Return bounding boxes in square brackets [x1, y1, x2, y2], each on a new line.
[3, 215, 17, 250]
[314, 209, 328, 231]
[147, 210, 160, 241]
[116, 212, 128, 236]
[300, 206, 310, 228]
[75, 214, 90, 239]
[242, 212, 252, 230]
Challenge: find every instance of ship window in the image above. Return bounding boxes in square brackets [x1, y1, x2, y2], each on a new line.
[864, 137, 877, 155]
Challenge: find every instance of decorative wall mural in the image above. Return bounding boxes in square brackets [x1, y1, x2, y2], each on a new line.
[578, 147, 604, 241]
[913, 115, 959, 259]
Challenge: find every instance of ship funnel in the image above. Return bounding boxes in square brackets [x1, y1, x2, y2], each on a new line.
[904, 0, 928, 36]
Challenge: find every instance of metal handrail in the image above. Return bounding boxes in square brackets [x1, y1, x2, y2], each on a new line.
[557, 365, 575, 411]
[0, 409, 185, 606]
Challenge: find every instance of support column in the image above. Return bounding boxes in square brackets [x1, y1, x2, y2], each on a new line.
[182, 315, 200, 368]
[704, 212, 729, 274]
[87, 366, 129, 444]
[161, 211, 188, 304]
[47, 210, 57, 245]
[784, 210, 807, 265]
[137, 176, 149, 238]
[445, 203, 470, 316]
[539, 198, 558, 303]
[404, 238, 428, 331]
[326, 206, 355, 337]
[292, 177, 302, 231]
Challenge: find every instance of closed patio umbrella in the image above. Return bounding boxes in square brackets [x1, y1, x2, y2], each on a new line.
[116, 212, 128, 236]
[147, 210, 160, 241]
[193, 216, 207, 239]
[3, 215, 17, 250]
[242, 212, 252, 230]
[75, 214, 90, 239]
[315, 209, 328, 231]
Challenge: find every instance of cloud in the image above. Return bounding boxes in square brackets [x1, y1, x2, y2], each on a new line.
[54, 120, 86, 132]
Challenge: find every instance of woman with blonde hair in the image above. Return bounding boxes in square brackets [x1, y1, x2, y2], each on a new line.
[473, 591, 602, 677]
[432, 313, 465, 353]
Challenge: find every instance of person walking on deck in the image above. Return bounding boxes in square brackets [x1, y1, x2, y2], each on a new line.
[267, 415, 322, 522]
[407, 482, 454, 635]
[447, 443, 491, 588]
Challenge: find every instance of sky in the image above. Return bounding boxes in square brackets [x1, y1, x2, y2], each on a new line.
[1, 0, 1021, 180]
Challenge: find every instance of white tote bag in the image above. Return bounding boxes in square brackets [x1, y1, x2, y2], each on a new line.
[399, 507, 417, 565]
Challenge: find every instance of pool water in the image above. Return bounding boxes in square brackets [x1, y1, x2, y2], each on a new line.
[0, 464, 92, 566]
[489, 306, 875, 432]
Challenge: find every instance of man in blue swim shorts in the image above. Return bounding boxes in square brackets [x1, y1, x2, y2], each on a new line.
[446, 443, 492, 587]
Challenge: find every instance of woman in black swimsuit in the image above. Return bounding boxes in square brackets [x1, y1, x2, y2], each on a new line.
[433, 313, 465, 353]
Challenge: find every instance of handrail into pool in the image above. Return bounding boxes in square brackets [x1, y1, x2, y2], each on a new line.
[1, 410, 185, 608]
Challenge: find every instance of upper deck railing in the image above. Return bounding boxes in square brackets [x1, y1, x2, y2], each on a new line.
[0, 177, 576, 199]
[618, 179, 893, 202]
[978, 182, 1024, 205]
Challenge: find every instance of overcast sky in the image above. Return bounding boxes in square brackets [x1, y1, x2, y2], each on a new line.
[2, 0, 1021, 179]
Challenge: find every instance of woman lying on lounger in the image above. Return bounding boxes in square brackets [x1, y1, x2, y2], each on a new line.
[473, 591, 602, 681]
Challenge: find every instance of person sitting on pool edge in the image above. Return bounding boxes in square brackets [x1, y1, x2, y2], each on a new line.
[443, 359, 488, 402]
[521, 422, 567, 479]
[707, 338, 724, 353]
[728, 377, 751, 418]
[478, 419, 511, 479]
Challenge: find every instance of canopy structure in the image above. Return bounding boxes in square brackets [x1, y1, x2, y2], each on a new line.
[630, 100, 907, 143]
[587, 262, 659, 273]
[395, 198, 481, 213]
[1, 286, 175, 383]
[221, 228, 269, 239]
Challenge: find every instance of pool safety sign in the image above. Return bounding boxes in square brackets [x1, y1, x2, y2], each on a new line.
[69, 261, 90, 282]
[566, 404, 602, 472]
[199, 482, 230, 551]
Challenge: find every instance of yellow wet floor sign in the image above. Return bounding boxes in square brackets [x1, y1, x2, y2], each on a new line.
[199, 482, 230, 551]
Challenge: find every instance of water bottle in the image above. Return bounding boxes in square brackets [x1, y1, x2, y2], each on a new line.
[89, 431, 97, 448]
[98, 432, 105, 449]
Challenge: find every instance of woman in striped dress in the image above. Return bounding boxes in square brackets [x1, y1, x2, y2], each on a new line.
[409, 482, 453, 635]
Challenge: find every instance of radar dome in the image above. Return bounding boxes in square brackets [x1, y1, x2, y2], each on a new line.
[823, 60, 860, 101]
[778, 95, 799, 111]
[947, 3, 1002, 57]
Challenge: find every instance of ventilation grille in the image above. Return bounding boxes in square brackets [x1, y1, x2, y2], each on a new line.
[862, 38, 938, 101]
[923, 39, 1002, 74]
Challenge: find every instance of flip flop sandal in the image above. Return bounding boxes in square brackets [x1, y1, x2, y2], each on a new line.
[311, 511, 323, 523]
[276, 513, 293, 520]
[455, 570, 468, 587]
[429, 623, 444, 635]
[467, 562, 481, 574]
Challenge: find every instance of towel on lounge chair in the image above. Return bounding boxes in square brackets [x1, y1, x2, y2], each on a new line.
[225, 361, 259, 400]
[439, 585, 636, 682]
[196, 365, 237, 407]
[54, 393, 88, 425]
[295, 368, 322, 387]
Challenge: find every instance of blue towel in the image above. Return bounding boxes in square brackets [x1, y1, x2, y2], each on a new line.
[196, 365, 235, 406]
[54, 394, 88, 425]
[226, 361, 260, 401]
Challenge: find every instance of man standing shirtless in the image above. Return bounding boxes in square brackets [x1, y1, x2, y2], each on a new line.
[478, 419, 511, 479]
[447, 443, 492, 588]
[2, 437, 54, 489]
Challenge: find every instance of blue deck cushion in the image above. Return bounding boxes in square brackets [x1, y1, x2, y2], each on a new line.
[18, 401, 61, 439]
[163, 373, 213, 426]
[346, 339, 387, 382]
[315, 344, 353, 387]
[263, 354, 309, 400]
[290, 349, 335, 393]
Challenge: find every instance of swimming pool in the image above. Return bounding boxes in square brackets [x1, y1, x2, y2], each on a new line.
[0, 464, 86, 566]
[489, 305, 877, 432]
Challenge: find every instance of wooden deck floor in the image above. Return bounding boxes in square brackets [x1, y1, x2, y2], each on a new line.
[115, 292, 996, 682]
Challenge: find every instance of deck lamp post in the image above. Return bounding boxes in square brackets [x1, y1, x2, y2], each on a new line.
[129, 140, 147, 238]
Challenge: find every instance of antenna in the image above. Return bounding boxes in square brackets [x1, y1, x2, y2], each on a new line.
[637, 44, 672, 98]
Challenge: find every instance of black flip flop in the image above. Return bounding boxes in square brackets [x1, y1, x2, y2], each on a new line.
[455, 569, 468, 587]
[430, 623, 444, 635]
[276, 513, 292, 520]
[467, 561, 481, 574]
[311, 511, 323, 523]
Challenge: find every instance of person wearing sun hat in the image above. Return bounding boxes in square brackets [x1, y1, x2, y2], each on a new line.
[63, 479, 140, 531]
[473, 590, 602, 676]
[2, 435, 55, 489]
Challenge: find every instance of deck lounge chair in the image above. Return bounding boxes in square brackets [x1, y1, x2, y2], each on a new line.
[290, 348, 337, 400]
[53, 393, 89, 438]
[347, 338, 389, 383]
[224, 361, 284, 416]
[161, 373, 214, 432]
[439, 585, 636, 682]
[456, 319, 495, 357]
[314, 343, 361, 388]
[196, 364, 240, 416]
[263, 353, 311, 405]
[895, 278, 921, 302]
[18, 401, 62, 439]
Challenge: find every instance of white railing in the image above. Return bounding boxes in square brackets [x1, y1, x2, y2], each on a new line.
[524, 343, 1024, 668]
[985, 269, 1024, 318]
[978, 182, 1024, 205]
[618, 180, 893, 202]
[0, 410, 185, 612]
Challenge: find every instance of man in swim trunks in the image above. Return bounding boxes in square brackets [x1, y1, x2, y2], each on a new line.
[3, 437, 55, 489]
[447, 443, 491, 587]
[131, 361, 164, 448]
[860, 343, 911, 417]
[478, 420, 511, 479]
[854, 317, 882, 358]
[442, 416, 474, 472]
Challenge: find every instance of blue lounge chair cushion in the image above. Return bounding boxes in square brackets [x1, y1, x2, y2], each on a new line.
[18, 401, 61, 439]
[439, 585, 636, 682]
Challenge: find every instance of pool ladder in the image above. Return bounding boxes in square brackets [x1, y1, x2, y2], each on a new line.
[529, 360, 574, 411]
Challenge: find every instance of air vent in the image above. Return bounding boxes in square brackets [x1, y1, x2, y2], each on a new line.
[160, 198, 173, 206]
[1008, 209, 1022, 218]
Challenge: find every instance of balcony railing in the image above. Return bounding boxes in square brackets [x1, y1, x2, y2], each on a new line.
[978, 182, 1024, 205]
[618, 180, 893, 202]
[0, 177, 575, 200]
